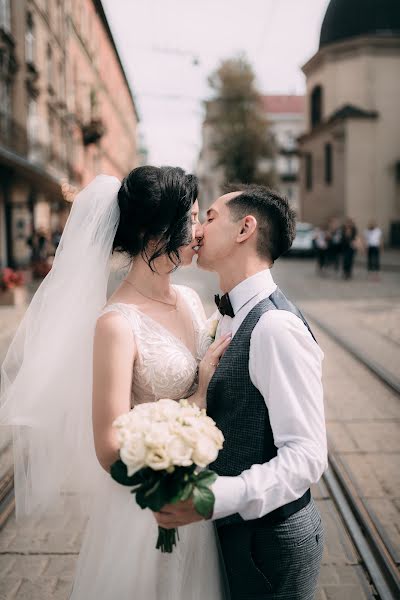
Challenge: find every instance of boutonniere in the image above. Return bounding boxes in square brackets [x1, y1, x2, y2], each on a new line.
[207, 317, 220, 341]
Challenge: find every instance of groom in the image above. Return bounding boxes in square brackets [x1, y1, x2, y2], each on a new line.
[156, 185, 327, 599]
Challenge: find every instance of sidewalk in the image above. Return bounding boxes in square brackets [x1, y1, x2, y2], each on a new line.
[301, 296, 400, 393]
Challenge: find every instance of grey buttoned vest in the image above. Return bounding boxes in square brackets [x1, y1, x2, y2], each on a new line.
[207, 287, 315, 528]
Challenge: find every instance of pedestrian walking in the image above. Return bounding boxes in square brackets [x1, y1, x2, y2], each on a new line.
[364, 220, 382, 280]
[313, 225, 328, 275]
[326, 217, 342, 274]
[341, 218, 358, 280]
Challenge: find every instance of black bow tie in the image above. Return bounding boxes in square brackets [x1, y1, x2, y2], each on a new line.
[214, 293, 235, 318]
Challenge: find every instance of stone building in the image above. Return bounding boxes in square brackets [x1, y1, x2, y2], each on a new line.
[261, 95, 305, 216]
[298, 0, 400, 245]
[0, 0, 139, 268]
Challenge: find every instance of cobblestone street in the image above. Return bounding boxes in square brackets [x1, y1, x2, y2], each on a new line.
[1, 258, 399, 599]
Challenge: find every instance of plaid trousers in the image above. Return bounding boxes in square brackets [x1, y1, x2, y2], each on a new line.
[217, 498, 324, 600]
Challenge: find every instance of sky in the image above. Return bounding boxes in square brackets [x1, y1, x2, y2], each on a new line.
[102, 0, 330, 171]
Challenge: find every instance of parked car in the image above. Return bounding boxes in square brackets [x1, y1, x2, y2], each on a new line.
[287, 222, 316, 257]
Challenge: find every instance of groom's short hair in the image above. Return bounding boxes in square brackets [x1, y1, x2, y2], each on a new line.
[225, 185, 296, 262]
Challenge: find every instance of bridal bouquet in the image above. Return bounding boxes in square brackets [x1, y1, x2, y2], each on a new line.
[110, 398, 224, 553]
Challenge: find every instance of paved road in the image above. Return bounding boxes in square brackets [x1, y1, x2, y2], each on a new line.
[1, 258, 399, 599]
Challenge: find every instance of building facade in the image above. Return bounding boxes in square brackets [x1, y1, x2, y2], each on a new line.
[298, 0, 400, 245]
[261, 95, 305, 216]
[0, 0, 139, 268]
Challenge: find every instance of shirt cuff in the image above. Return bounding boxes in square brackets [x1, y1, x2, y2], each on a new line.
[210, 475, 247, 520]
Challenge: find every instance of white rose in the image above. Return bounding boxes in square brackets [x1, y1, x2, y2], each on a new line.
[192, 434, 219, 468]
[156, 398, 181, 421]
[198, 418, 224, 448]
[120, 434, 146, 476]
[170, 422, 200, 447]
[133, 402, 155, 418]
[146, 447, 172, 471]
[168, 435, 193, 467]
[112, 411, 135, 428]
[125, 414, 151, 435]
[145, 422, 172, 448]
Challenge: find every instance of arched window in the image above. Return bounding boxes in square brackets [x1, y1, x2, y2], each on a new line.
[305, 153, 313, 190]
[324, 143, 333, 184]
[311, 85, 323, 128]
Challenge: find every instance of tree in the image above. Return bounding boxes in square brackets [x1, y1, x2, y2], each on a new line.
[207, 55, 276, 186]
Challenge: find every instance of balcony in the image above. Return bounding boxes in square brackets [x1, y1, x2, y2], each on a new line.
[81, 118, 105, 146]
[0, 114, 71, 183]
[0, 114, 27, 157]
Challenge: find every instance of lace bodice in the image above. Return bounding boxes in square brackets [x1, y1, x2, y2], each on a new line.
[99, 285, 211, 406]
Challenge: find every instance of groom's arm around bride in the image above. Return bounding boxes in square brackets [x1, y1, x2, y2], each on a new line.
[156, 185, 327, 600]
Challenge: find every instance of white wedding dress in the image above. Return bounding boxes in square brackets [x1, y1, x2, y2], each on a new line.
[69, 285, 226, 600]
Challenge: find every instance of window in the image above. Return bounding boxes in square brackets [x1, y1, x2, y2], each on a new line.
[59, 61, 65, 99]
[46, 44, 53, 88]
[48, 108, 55, 160]
[0, 78, 11, 135]
[311, 85, 323, 128]
[0, 0, 10, 32]
[57, 0, 63, 39]
[25, 12, 35, 64]
[27, 97, 38, 144]
[285, 130, 295, 151]
[324, 143, 333, 184]
[305, 153, 313, 190]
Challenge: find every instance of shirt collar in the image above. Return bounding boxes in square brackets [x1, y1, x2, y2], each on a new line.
[229, 269, 276, 315]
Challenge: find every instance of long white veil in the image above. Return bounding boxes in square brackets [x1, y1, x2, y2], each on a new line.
[0, 174, 121, 527]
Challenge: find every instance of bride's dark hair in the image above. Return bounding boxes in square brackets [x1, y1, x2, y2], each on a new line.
[112, 165, 198, 270]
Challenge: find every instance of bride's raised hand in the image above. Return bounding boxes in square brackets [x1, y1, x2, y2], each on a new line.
[197, 333, 231, 396]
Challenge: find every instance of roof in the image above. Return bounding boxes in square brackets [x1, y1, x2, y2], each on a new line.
[328, 104, 379, 122]
[320, 0, 400, 48]
[261, 95, 305, 115]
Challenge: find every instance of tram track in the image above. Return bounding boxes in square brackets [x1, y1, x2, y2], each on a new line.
[309, 314, 400, 599]
[324, 450, 400, 599]
[0, 460, 14, 532]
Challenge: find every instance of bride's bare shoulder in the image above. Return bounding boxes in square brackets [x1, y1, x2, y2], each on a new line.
[95, 306, 136, 346]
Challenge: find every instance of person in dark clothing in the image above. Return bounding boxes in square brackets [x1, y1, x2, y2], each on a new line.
[313, 225, 328, 275]
[341, 218, 358, 280]
[326, 217, 342, 274]
[363, 220, 383, 281]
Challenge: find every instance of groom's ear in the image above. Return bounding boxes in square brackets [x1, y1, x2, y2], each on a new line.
[237, 216, 257, 242]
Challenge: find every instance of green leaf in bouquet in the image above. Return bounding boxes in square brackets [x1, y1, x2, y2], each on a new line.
[180, 482, 194, 502]
[193, 485, 215, 518]
[194, 469, 218, 489]
[169, 481, 194, 505]
[136, 474, 170, 512]
[110, 460, 144, 487]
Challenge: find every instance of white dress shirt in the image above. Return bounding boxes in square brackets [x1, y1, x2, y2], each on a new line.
[210, 269, 327, 521]
[363, 227, 382, 247]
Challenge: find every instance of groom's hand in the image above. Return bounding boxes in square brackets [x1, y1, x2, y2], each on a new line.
[153, 498, 211, 529]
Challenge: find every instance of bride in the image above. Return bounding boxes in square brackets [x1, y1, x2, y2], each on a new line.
[0, 166, 230, 599]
